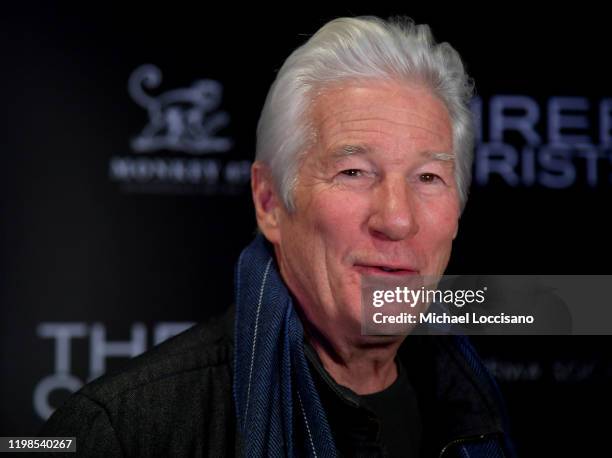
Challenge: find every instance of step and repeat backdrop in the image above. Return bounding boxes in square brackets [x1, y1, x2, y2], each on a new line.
[2, 5, 611, 456]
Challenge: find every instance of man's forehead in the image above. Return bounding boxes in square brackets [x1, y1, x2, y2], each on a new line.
[310, 83, 453, 150]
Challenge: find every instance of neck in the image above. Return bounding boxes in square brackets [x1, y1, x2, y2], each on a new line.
[302, 317, 404, 395]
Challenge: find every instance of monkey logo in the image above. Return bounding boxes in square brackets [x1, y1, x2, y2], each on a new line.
[128, 64, 233, 154]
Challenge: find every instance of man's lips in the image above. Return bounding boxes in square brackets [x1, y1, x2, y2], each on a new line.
[353, 264, 419, 276]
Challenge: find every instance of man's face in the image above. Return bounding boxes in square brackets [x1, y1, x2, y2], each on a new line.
[264, 80, 460, 343]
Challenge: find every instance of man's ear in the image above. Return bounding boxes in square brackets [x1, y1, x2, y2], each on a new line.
[251, 161, 282, 244]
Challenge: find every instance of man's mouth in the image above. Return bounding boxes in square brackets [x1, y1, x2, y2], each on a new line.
[379, 266, 402, 273]
[354, 264, 418, 276]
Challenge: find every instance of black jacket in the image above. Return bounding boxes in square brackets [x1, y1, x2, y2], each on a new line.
[40, 305, 513, 457]
[40, 306, 240, 457]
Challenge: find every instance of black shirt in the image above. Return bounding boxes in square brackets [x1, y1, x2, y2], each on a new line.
[359, 359, 422, 457]
[304, 341, 422, 457]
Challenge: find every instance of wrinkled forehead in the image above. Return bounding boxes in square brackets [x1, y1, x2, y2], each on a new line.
[306, 80, 454, 161]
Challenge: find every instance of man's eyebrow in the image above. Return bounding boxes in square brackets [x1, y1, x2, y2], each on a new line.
[424, 151, 455, 162]
[329, 144, 372, 158]
[329, 145, 455, 162]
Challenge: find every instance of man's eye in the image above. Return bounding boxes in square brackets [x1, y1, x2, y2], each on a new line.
[419, 173, 441, 183]
[340, 169, 364, 177]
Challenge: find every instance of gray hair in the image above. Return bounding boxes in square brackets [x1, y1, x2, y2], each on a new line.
[255, 16, 475, 212]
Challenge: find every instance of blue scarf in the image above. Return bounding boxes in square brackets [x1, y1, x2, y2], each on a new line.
[233, 234, 337, 457]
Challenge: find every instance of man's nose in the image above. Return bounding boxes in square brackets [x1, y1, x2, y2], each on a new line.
[368, 178, 420, 241]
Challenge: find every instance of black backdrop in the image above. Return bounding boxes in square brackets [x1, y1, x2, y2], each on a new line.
[2, 4, 611, 456]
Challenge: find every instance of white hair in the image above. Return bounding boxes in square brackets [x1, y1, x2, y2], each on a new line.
[256, 16, 475, 212]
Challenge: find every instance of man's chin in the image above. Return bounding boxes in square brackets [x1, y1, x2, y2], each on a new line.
[354, 332, 405, 348]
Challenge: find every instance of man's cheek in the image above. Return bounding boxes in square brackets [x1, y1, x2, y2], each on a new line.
[320, 209, 351, 229]
[428, 211, 459, 242]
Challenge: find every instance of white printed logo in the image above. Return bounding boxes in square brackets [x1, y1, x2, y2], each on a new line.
[128, 64, 232, 154]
